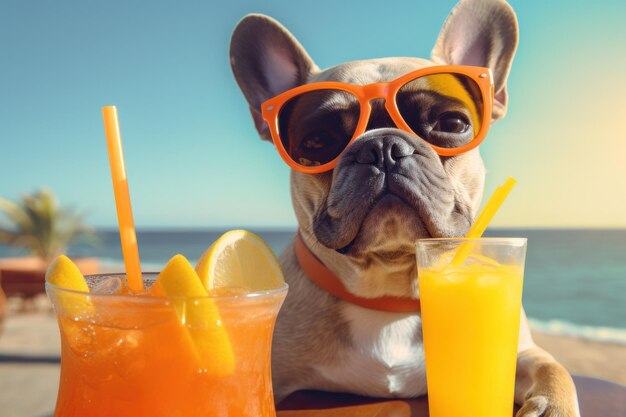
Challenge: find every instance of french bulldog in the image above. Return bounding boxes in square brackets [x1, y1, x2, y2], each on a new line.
[230, 0, 580, 416]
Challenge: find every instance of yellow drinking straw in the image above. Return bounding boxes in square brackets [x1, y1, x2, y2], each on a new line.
[102, 106, 144, 293]
[451, 177, 517, 265]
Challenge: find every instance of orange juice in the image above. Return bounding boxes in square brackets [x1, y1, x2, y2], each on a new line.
[416, 239, 526, 417]
[47, 274, 287, 417]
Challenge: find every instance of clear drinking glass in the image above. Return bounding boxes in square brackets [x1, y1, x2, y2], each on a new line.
[416, 238, 527, 417]
[46, 273, 288, 417]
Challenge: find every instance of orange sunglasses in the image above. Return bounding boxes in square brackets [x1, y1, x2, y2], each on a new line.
[261, 65, 494, 174]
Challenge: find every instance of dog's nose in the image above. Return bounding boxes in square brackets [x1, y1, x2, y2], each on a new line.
[354, 135, 415, 170]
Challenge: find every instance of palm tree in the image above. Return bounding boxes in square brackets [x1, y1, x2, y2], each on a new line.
[0, 189, 99, 263]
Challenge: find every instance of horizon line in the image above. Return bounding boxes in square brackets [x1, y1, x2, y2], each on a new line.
[90, 226, 626, 232]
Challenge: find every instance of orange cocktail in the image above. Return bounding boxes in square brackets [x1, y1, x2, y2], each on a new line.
[416, 238, 526, 417]
[47, 273, 287, 417]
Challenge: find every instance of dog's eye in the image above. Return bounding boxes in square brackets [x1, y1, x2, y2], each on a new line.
[433, 112, 469, 134]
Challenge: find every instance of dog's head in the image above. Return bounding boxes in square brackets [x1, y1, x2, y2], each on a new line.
[230, 0, 518, 298]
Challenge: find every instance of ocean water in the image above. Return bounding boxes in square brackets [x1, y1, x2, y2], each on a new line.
[1, 228, 625, 344]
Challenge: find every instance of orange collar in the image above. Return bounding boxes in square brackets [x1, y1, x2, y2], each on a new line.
[294, 232, 421, 313]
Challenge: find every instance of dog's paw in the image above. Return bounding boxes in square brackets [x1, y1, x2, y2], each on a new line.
[516, 394, 580, 417]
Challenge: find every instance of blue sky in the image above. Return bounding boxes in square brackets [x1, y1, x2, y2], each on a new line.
[1, 0, 625, 228]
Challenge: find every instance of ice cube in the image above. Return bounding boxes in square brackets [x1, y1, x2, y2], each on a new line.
[62, 321, 98, 358]
[477, 274, 501, 287]
[444, 273, 470, 284]
[207, 286, 251, 297]
[91, 277, 123, 294]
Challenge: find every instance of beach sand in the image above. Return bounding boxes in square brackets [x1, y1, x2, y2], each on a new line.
[532, 331, 626, 385]
[0, 297, 624, 417]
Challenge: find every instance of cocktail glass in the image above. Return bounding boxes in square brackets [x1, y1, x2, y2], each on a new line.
[416, 238, 527, 417]
[46, 273, 288, 417]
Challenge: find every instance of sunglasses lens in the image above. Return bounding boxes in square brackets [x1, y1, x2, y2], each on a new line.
[396, 73, 484, 148]
[278, 89, 360, 168]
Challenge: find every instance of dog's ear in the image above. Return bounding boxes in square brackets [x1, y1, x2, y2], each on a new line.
[230, 14, 318, 141]
[431, 0, 518, 121]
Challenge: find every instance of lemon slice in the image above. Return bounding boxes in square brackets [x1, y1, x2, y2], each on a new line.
[195, 230, 284, 291]
[151, 254, 206, 297]
[45, 255, 93, 317]
[152, 254, 235, 376]
[45, 255, 90, 292]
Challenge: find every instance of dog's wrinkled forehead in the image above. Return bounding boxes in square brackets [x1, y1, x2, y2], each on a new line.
[296, 57, 434, 113]
[310, 57, 432, 84]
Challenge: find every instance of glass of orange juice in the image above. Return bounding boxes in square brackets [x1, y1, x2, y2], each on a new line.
[416, 238, 526, 417]
[46, 273, 287, 417]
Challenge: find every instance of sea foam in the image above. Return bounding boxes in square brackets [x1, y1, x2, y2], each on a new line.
[529, 318, 626, 345]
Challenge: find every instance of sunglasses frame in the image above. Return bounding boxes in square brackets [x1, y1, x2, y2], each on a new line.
[261, 65, 494, 174]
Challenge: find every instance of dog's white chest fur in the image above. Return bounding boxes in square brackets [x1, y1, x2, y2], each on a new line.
[315, 304, 427, 398]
